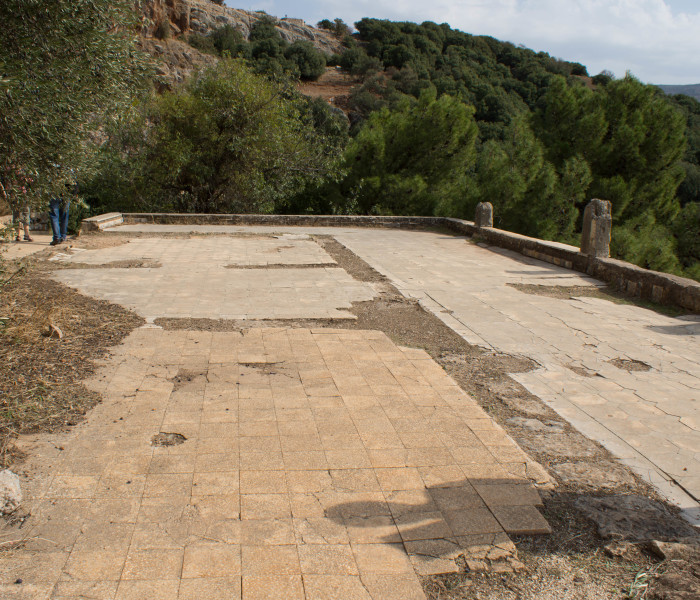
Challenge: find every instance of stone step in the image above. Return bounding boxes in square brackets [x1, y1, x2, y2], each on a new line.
[81, 212, 123, 232]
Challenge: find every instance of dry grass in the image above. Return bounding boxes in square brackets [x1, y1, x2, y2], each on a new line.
[0, 258, 142, 466]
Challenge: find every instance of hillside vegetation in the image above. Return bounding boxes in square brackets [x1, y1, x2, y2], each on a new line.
[2, 2, 698, 281]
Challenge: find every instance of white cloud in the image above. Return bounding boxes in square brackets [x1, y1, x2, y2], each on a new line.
[236, 0, 700, 83]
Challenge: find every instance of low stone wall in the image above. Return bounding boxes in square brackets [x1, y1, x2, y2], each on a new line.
[86, 212, 700, 313]
[122, 212, 445, 229]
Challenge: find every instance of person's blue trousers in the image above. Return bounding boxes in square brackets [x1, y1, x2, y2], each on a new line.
[49, 198, 70, 242]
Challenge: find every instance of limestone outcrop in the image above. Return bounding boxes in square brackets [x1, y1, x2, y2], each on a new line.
[140, 0, 342, 54]
[138, 1, 342, 87]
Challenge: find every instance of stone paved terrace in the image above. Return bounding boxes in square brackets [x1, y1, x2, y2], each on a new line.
[2, 224, 699, 599]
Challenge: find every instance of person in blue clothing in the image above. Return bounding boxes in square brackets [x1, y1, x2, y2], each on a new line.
[49, 180, 76, 246]
[49, 197, 70, 246]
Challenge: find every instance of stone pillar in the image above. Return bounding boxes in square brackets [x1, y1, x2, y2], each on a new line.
[580, 198, 612, 258]
[475, 202, 493, 228]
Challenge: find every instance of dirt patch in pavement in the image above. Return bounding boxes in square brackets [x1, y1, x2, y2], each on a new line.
[0, 257, 143, 466]
[57, 235, 131, 251]
[608, 358, 652, 372]
[225, 263, 336, 269]
[315, 236, 390, 283]
[50, 259, 162, 270]
[151, 432, 187, 447]
[508, 283, 687, 317]
[566, 363, 600, 377]
[169, 369, 209, 392]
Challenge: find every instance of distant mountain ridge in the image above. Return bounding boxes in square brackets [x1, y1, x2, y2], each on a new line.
[657, 83, 700, 101]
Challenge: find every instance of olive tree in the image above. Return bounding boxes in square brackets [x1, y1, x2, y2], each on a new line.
[0, 0, 151, 209]
[87, 59, 342, 214]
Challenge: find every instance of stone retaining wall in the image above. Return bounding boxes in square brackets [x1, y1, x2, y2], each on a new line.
[86, 212, 700, 313]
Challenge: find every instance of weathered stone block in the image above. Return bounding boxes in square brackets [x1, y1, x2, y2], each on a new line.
[475, 202, 493, 228]
[580, 199, 612, 257]
[0, 469, 22, 514]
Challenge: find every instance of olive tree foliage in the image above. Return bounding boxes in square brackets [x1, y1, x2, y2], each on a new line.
[0, 0, 151, 211]
[86, 60, 342, 214]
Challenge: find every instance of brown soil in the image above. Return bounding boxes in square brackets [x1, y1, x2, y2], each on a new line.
[151, 432, 187, 447]
[62, 236, 131, 250]
[608, 358, 652, 372]
[508, 283, 687, 317]
[169, 369, 209, 391]
[0, 255, 143, 465]
[50, 259, 162, 270]
[566, 363, 600, 377]
[296, 67, 359, 113]
[225, 263, 336, 269]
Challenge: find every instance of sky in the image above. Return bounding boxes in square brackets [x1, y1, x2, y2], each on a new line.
[228, 0, 700, 84]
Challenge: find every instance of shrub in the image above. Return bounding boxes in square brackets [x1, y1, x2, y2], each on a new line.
[154, 18, 171, 40]
[86, 60, 341, 214]
[285, 41, 326, 81]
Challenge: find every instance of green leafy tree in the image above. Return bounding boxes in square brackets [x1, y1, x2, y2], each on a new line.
[468, 119, 557, 236]
[672, 201, 700, 279]
[317, 18, 351, 39]
[591, 76, 686, 225]
[532, 76, 606, 167]
[87, 60, 341, 214]
[0, 0, 151, 209]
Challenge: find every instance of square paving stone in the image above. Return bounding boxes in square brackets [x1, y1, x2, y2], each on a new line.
[443, 508, 503, 536]
[240, 494, 291, 520]
[302, 575, 372, 600]
[490, 505, 552, 535]
[242, 575, 304, 600]
[298, 544, 359, 575]
[344, 515, 402, 544]
[182, 543, 242, 578]
[241, 545, 301, 576]
[115, 579, 180, 600]
[122, 548, 184, 580]
[352, 543, 414, 575]
[178, 577, 242, 600]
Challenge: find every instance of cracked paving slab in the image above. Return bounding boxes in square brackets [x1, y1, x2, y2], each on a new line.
[5, 328, 548, 599]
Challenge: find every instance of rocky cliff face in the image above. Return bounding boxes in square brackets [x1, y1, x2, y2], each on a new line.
[141, 1, 341, 53]
[139, 1, 342, 87]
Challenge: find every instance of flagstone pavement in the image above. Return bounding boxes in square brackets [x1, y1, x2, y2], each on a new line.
[4, 328, 546, 600]
[2, 224, 698, 599]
